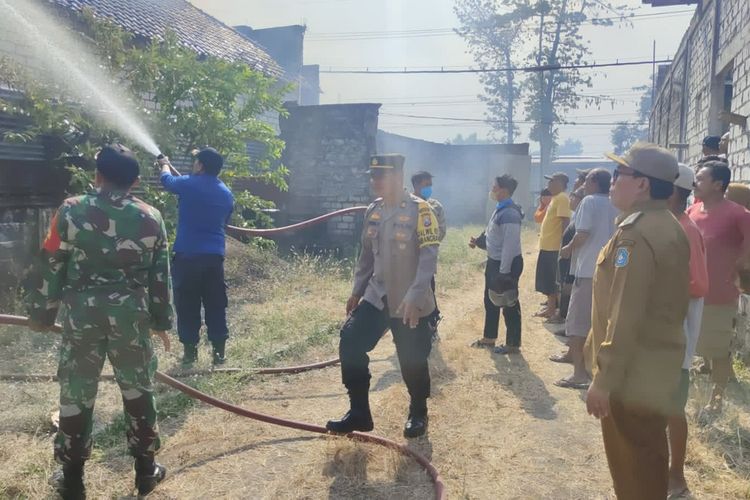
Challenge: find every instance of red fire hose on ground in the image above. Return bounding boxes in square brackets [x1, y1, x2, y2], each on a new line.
[163, 161, 368, 238]
[228, 206, 368, 237]
[0, 314, 446, 499]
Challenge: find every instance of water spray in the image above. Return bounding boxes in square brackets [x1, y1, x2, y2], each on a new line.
[0, 0, 161, 155]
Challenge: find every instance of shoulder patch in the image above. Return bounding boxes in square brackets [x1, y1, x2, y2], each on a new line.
[416, 200, 440, 248]
[614, 247, 630, 268]
[618, 211, 643, 229]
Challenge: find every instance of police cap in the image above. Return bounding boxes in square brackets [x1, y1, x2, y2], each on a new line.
[369, 154, 405, 172]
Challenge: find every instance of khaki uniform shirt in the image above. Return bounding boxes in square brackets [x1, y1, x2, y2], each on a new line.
[427, 198, 447, 241]
[585, 199, 689, 415]
[353, 191, 440, 318]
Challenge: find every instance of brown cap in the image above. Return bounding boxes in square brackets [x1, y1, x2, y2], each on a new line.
[544, 172, 569, 185]
[605, 142, 678, 183]
[369, 154, 405, 171]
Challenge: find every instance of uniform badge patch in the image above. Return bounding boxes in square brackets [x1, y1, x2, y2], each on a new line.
[423, 216, 432, 227]
[615, 247, 630, 268]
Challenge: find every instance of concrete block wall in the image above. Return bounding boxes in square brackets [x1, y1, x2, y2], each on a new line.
[651, 0, 750, 177]
[279, 103, 381, 248]
[683, 3, 715, 165]
[377, 131, 531, 225]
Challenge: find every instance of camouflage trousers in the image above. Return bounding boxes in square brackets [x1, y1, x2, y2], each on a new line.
[55, 306, 160, 464]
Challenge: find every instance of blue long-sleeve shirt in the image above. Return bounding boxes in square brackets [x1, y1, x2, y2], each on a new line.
[160, 173, 234, 256]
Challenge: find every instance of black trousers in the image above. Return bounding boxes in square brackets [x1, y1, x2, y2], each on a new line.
[172, 253, 228, 345]
[483, 255, 523, 346]
[339, 300, 435, 414]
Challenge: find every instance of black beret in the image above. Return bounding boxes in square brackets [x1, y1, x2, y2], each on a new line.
[96, 144, 140, 187]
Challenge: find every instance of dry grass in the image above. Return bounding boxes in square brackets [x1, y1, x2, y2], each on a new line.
[2, 228, 750, 498]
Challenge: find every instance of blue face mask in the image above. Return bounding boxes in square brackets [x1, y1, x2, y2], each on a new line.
[420, 186, 433, 199]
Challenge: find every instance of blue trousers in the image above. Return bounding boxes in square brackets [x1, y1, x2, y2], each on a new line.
[172, 253, 228, 345]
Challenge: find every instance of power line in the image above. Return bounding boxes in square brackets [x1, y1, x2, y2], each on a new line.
[330, 85, 651, 103]
[306, 9, 694, 41]
[380, 112, 641, 126]
[321, 58, 672, 74]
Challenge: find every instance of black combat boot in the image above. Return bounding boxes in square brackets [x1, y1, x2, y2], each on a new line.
[181, 343, 198, 367]
[134, 455, 167, 496]
[53, 462, 86, 500]
[211, 340, 226, 365]
[403, 400, 428, 438]
[326, 386, 373, 434]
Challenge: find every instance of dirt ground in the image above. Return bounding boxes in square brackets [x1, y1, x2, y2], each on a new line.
[1, 229, 749, 498]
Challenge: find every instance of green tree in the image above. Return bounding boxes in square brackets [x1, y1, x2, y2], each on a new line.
[556, 138, 583, 156]
[455, 0, 632, 186]
[446, 132, 494, 145]
[455, 1, 531, 143]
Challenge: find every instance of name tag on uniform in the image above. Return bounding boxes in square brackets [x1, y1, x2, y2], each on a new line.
[398, 215, 411, 222]
[615, 247, 630, 268]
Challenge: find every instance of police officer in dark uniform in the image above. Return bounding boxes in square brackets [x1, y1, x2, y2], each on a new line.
[326, 154, 441, 438]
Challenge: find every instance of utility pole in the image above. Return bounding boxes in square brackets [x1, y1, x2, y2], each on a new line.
[651, 40, 656, 105]
[538, 3, 545, 190]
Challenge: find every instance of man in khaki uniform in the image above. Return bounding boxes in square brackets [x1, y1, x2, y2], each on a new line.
[326, 154, 441, 439]
[585, 143, 689, 500]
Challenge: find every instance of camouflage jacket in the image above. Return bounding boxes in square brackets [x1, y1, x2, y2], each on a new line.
[25, 189, 173, 331]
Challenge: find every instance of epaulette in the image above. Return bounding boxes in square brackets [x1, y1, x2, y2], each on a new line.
[368, 197, 383, 209]
[618, 211, 643, 229]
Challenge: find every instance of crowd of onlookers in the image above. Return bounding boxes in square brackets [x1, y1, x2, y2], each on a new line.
[465, 132, 750, 498]
[531, 134, 750, 498]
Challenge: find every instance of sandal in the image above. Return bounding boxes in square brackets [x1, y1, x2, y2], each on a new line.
[667, 487, 691, 500]
[553, 378, 590, 390]
[549, 354, 572, 364]
[544, 315, 565, 324]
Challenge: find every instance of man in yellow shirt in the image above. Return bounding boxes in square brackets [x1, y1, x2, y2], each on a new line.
[536, 172, 572, 318]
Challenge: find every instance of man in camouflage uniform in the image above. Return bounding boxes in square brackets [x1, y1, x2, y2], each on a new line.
[326, 154, 441, 439]
[25, 144, 173, 499]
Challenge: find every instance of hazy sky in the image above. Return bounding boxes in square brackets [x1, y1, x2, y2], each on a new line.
[189, 0, 694, 155]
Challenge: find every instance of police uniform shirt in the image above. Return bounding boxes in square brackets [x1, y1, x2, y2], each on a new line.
[352, 191, 440, 318]
[427, 198, 447, 241]
[585, 199, 689, 414]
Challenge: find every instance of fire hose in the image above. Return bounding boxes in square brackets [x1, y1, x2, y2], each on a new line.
[0, 314, 446, 499]
[162, 161, 369, 237]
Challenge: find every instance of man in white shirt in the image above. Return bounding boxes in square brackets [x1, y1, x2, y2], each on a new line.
[552, 169, 618, 388]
